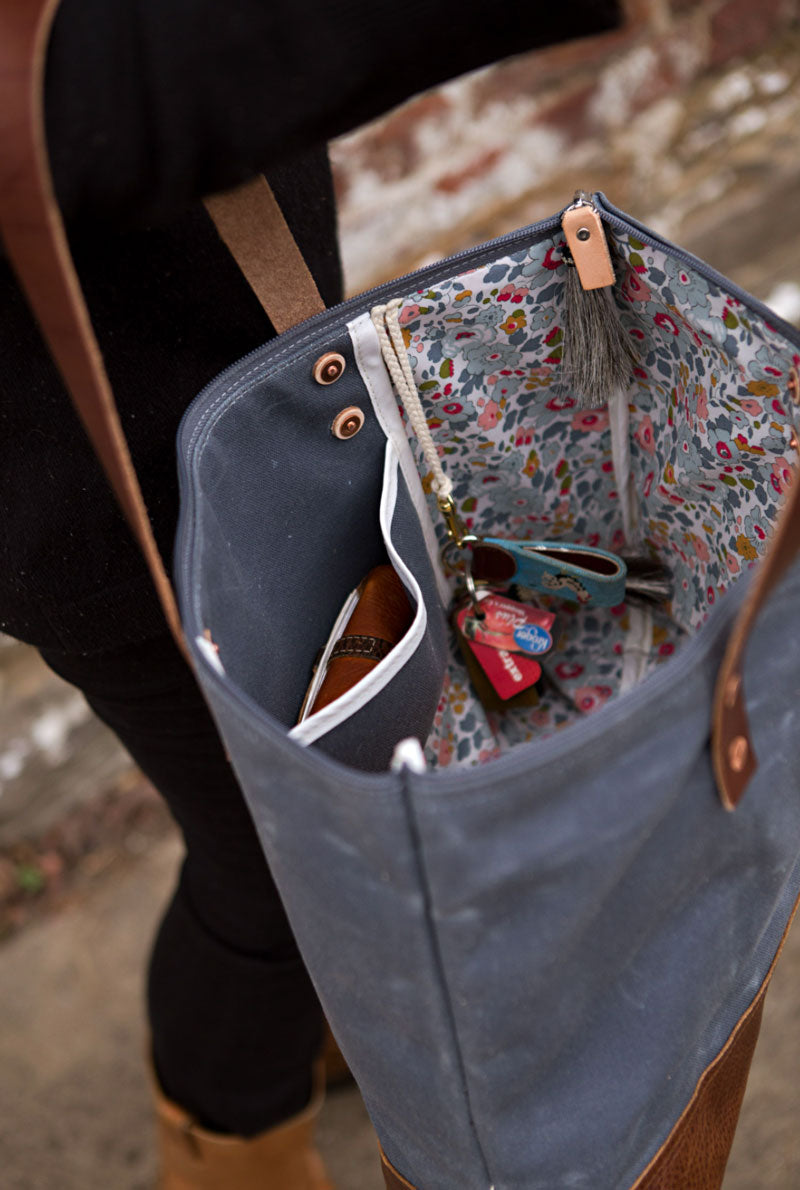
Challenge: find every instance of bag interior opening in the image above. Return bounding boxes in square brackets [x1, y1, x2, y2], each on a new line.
[192, 224, 797, 773]
[363, 226, 797, 770]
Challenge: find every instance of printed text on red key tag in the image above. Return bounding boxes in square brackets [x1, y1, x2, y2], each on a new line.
[455, 595, 556, 700]
[459, 594, 555, 656]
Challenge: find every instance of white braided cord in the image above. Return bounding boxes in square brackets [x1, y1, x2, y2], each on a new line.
[370, 299, 453, 501]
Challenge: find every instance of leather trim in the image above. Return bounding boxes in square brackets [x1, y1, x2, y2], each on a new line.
[712, 448, 800, 807]
[378, 893, 800, 1190]
[380, 1145, 418, 1190]
[632, 990, 765, 1190]
[632, 890, 800, 1189]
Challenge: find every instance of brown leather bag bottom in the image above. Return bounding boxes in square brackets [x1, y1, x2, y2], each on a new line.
[632, 987, 765, 1190]
[378, 980, 769, 1190]
[380, 1145, 417, 1189]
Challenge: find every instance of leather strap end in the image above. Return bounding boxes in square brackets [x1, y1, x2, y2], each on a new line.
[711, 450, 800, 808]
[379, 1145, 417, 1190]
[204, 176, 325, 333]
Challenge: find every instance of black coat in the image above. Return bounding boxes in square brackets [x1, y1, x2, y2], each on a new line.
[0, 0, 620, 654]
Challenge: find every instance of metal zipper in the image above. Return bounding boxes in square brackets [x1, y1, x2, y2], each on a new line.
[175, 191, 800, 793]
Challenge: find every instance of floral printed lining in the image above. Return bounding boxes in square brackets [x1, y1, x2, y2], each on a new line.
[389, 228, 797, 769]
[427, 604, 686, 769]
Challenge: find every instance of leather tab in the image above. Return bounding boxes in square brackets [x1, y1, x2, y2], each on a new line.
[204, 176, 325, 333]
[562, 204, 615, 290]
[712, 454, 800, 808]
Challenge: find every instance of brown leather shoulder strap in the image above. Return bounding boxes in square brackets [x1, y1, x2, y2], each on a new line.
[0, 0, 323, 660]
[0, 0, 186, 654]
[0, 0, 796, 806]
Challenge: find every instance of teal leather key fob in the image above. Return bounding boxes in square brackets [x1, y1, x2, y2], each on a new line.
[471, 539, 628, 608]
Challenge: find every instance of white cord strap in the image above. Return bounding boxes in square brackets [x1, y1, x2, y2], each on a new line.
[371, 299, 453, 502]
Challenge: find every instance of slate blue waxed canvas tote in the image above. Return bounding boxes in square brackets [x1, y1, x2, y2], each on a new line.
[3, 5, 800, 1189]
[171, 194, 800, 1190]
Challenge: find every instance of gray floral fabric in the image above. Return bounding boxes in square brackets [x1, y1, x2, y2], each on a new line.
[391, 230, 797, 768]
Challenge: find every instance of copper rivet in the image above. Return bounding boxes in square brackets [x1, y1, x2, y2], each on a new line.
[332, 406, 365, 439]
[724, 673, 741, 709]
[576, 227, 591, 241]
[729, 735, 749, 773]
[788, 367, 800, 406]
[313, 352, 346, 385]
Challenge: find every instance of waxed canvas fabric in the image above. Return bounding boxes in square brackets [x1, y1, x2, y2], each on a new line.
[174, 197, 800, 1189]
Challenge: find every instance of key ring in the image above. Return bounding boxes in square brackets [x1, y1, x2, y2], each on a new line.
[440, 534, 482, 576]
[440, 536, 486, 619]
[464, 564, 486, 619]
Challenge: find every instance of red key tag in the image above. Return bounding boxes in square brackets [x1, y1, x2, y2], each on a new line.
[455, 595, 555, 701]
[459, 593, 555, 656]
[464, 636, 543, 700]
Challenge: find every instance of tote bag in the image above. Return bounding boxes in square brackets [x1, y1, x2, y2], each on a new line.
[3, 4, 800, 1188]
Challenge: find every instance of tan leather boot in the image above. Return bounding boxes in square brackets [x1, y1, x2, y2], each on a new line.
[321, 1024, 352, 1089]
[154, 1067, 334, 1190]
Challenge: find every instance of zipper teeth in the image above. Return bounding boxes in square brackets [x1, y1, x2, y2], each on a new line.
[178, 214, 564, 443]
[181, 191, 800, 447]
[594, 193, 800, 350]
[174, 196, 795, 792]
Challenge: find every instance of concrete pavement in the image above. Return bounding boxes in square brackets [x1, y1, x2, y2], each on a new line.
[0, 828, 798, 1188]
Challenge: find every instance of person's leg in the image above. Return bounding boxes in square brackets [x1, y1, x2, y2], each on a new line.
[39, 631, 324, 1136]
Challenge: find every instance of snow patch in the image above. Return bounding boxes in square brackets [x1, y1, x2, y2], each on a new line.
[0, 740, 30, 785]
[728, 106, 768, 139]
[0, 693, 91, 796]
[30, 696, 90, 764]
[709, 70, 754, 113]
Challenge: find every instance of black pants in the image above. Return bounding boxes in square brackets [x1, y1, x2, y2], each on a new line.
[40, 632, 324, 1137]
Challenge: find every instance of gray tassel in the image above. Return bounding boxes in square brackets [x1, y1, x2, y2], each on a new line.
[562, 260, 637, 410]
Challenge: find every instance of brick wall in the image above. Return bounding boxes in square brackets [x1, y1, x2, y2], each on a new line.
[331, 0, 800, 294]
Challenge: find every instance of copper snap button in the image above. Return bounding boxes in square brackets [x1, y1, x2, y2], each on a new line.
[788, 367, 800, 406]
[313, 352, 346, 385]
[724, 673, 741, 709]
[728, 735, 749, 773]
[332, 407, 365, 439]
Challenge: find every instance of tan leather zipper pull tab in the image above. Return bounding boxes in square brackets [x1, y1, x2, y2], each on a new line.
[561, 195, 615, 291]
